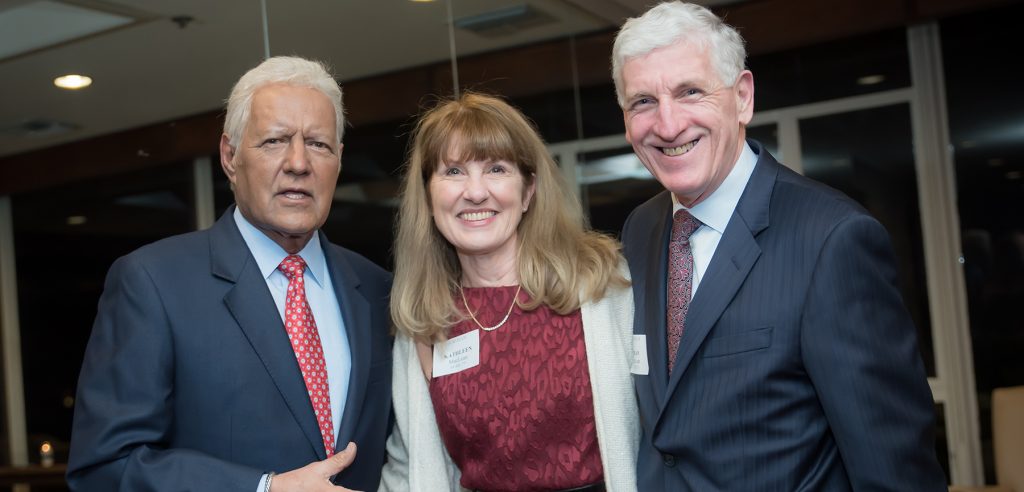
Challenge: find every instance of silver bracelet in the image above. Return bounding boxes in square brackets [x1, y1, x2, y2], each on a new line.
[263, 471, 276, 492]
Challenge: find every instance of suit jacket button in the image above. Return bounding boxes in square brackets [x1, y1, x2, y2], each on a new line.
[663, 453, 676, 467]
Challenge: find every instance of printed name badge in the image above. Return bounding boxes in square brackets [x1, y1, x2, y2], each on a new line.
[631, 334, 650, 375]
[432, 329, 481, 378]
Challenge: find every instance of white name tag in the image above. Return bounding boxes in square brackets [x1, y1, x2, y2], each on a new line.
[631, 334, 650, 375]
[432, 329, 481, 378]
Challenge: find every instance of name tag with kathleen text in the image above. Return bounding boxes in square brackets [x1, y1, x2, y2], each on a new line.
[631, 334, 649, 375]
[432, 329, 481, 377]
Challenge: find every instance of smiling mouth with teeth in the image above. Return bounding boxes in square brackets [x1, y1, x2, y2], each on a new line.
[661, 139, 698, 156]
[460, 211, 497, 221]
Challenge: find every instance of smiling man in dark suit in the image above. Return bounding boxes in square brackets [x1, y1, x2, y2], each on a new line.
[67, 56, 392, 492]
[612, 2, 946, 490]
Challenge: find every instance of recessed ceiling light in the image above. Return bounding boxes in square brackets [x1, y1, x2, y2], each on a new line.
[857, 74, 885, 86]
[67, 215, 88, 225]
[54, 74, 92, 89]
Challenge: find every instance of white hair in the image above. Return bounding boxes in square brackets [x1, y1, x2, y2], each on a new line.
[223, 56, 345, 146]
[612, 1, 746, 107]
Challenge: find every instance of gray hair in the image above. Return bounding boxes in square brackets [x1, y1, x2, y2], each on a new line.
[612, 1, 746, 107]
[223, 56, 345, 146]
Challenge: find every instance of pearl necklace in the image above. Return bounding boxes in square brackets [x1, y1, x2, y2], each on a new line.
[459, 284, 522, 332]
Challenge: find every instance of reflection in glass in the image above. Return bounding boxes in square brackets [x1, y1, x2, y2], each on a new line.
[942, 2, 1024, 483]
[578, 147, 662, 237]
[12, 163, 194, 464]
[798, 104, 934, 376]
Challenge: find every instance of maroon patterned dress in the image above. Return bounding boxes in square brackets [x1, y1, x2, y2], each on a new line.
[428, 285, 604, 492]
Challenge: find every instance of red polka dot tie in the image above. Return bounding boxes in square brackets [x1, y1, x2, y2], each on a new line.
[278, 255, 335, 457]
[667, 210, 701, 374]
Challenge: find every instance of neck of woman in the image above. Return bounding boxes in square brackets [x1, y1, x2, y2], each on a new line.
[458, 249, 519, 287]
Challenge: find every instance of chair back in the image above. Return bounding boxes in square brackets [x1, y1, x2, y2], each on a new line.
[993, 385, 1024, 490]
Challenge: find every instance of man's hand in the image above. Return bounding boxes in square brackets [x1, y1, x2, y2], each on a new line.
[271, 442, 359, 492]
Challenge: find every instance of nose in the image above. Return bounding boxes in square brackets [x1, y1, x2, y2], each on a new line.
[462, 172, 489, 203]
[282, 137, 311, 174]
[653, 102, 685, 141]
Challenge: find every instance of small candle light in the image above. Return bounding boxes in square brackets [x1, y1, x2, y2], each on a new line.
[40, 441, 54, 467]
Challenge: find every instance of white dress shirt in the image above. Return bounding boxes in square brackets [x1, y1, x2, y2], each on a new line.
[233, 208, 351, 489]
[671, 141, 758, 298]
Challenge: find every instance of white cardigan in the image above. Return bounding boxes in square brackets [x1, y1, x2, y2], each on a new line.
[379, 279, 639, 492]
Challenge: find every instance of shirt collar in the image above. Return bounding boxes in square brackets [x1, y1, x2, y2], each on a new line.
[232, 207, 327, 287]
[672, 140, 758, 234]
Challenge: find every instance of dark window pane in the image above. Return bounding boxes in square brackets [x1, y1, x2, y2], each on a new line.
[12, 163, 194, 464]
[579, 84, 626, 139]
[578, 147, 662, 237]
[510, 89, 581, 144]
[749, 29, 911, 111]
[942, 2, 1024, 484]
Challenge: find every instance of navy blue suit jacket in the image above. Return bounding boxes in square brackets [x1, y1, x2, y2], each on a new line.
[622, 141, 945, 491]
[67, 209, 393, 491]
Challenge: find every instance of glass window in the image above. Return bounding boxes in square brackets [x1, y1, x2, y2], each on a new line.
[749, 28, 911, 111]
[579, 84, 626, 140]
[11, 163, 194, 464]
[509, 89, 581, 144]
[578, 147, 662, 237]
[942, 2, 1024, 483]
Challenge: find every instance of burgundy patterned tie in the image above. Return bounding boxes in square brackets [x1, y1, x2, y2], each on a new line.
[278, 255, 336, 457]
[667, 210, 701, 374]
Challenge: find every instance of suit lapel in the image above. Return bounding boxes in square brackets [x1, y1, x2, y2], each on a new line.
[659, 143, 777, 415]
[211, 210, 326, 459]
[321, 233, 371, 453]
[640, 194, 674, 405]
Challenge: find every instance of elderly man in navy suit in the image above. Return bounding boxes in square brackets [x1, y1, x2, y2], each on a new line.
[613, 2, 946, 490]
[67, 56, 392, 492]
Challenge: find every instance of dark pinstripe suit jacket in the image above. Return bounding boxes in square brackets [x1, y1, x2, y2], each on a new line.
[622, 140, 946, 491]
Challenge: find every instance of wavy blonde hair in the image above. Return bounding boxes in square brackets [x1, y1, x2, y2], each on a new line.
[391, 92, 628, 342]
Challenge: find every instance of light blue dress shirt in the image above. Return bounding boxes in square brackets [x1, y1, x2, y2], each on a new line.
[233, 208, 351, 488]
[672, 141, 758, 298]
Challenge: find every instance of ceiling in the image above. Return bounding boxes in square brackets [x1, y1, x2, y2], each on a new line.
[0, 0, 736, 158]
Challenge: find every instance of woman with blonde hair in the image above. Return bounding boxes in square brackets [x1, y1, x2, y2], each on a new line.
[380, 93, 638, 492]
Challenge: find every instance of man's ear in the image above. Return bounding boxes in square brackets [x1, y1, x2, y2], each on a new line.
[219, 134, 238, 183]
[623, 110, 634, 145]
[735, 70, 755, 125]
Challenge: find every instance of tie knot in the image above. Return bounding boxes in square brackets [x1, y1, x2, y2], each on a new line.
[277, 254, 307, 279]
[672, 210, 701, 242]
